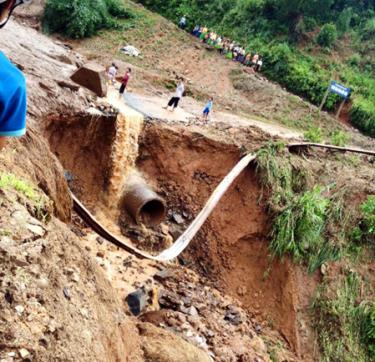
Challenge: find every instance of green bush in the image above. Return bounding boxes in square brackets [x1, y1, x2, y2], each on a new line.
[347, 54, 361, 67]
[270, 186, 337, 273]
[330, 130, 349, 146]
[361, 196, 375, 235]
[362, 301, 375, 356]
[352, 195, 375, 245]
[350, 97, 375, 137]
[336, 8, 352, 36]
[304, 126, 323, 142]
[317, 23, 338, 48]
[43, 0, 133, 38]
[362, 17, 375, 40]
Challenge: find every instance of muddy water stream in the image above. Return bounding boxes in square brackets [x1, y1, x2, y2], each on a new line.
[105, 90, 144, 209]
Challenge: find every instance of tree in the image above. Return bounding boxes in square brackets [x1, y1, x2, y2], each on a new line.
[336, 7, 352, 35]
[317, 23, 338, 47]
[43, 0, 132, 38]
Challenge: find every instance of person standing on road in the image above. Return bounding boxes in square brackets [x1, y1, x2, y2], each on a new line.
[202, 97, 214, 122]
[0, 0, 30, 150]
[119, 67, 131, 99]
[163, 78, 185, 112]
[107, 63, 118, 85]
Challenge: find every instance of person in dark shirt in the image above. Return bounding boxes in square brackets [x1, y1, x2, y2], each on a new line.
[119, 68, 131, 99]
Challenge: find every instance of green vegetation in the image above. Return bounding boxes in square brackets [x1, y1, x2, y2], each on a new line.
[317, 23, 338, 48]
[271, 186, 338, 273]
[351, 97, 375, 137]
[330, 129, 349, 146]
[304, 126, 324, 143]
[313, 272, 373, 362]
[43, 0, 134, 38]
[0, 173, 39, 201]
[363, 301, 375, 356]
[138, 0, 375, 137]
[0, 173, 50, 222]
[353, 196, 375, 244]
[256, 141, 293, 205]
[256, 143, 372, 273]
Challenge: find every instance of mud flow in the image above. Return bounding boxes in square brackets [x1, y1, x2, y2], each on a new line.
[45, 112, 315, 357]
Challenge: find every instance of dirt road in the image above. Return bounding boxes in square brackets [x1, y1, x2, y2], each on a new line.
[108, 87, 302, 139]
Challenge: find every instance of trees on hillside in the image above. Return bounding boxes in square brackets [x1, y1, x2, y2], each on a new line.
[137, 0, 374, 39]
[43, 0, 133, 38]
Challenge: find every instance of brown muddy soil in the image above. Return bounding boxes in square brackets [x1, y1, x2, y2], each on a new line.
[136, 121, 375, 360]
[45, 112, 117, 206]
[42, 103, 375, 362]
[137, 122, 319, 357]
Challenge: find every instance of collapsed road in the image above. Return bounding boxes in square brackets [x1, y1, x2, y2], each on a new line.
[72, 142, 375, 261]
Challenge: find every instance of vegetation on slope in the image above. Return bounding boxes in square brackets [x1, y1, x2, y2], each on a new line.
[136, 0, 375, 137]
[0, 173, 51, 222]
[256, 143, 374, 273]
[257, 144, 375, 359]
[43, 0, 134, 38]
[313, 272, 374, 362]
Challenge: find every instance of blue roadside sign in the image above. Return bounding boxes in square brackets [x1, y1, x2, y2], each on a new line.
[329, 81, 351, 99]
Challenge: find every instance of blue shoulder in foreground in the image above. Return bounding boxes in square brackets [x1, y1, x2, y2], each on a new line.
[0, 52, 27, 137]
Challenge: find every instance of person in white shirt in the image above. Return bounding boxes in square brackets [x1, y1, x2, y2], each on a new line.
[179, 16, 187, 30]
[256, 58, 263, 72]
[163, 79, 185, 112]
[107, 63, 118, 85]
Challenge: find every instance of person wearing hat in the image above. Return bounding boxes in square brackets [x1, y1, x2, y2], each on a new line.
[0, 0, 31, 149]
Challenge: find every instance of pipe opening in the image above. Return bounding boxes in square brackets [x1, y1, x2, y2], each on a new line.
[139, 199, 166, 226]
[121, 175, 167, 227]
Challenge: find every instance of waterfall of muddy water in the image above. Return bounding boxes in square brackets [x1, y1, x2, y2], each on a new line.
[104, 88, 144, 214]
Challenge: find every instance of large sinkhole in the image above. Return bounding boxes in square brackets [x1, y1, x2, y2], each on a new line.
[45, 113, 313, 354]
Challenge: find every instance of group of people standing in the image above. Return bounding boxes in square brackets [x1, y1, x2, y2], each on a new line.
[163, 78, 214, 121]
[107, 66, 214, 121]
[107, 63, 132, 98]
[192, 25, 263, 72]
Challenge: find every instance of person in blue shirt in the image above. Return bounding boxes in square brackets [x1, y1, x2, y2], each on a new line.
[202, 97, 214, 122]
[0, 0, 30, 149]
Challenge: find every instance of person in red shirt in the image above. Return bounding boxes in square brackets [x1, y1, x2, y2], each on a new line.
[119, 68, 131, 99]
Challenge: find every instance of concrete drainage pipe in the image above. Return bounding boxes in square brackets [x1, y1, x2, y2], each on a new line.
[122, 178, 166, 226]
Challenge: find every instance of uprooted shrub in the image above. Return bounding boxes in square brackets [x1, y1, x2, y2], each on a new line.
[43, 0, 134, 38]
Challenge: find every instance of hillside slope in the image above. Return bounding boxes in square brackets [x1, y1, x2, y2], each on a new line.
[136, 0, 375, 138]
[1, 2, 374, 362]
[68, 0, 375, 150]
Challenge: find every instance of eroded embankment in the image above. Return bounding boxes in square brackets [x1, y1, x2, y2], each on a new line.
[46, 113, 375, 361]
[45, 112, 117, 206]
[137, 122, 318, 356]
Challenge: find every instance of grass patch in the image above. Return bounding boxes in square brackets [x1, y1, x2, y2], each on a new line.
[256, 142, 367, 273]
[0, 173, 39, 201]
[352, 195, 375, 244]
[270, 186, 342, 273]
[0, 173, 51, 222]
[313, 272, 373, 361]
[330, 130, 350, 146]
[256, 142, 291, 194]
[304, 126, 324, 143]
